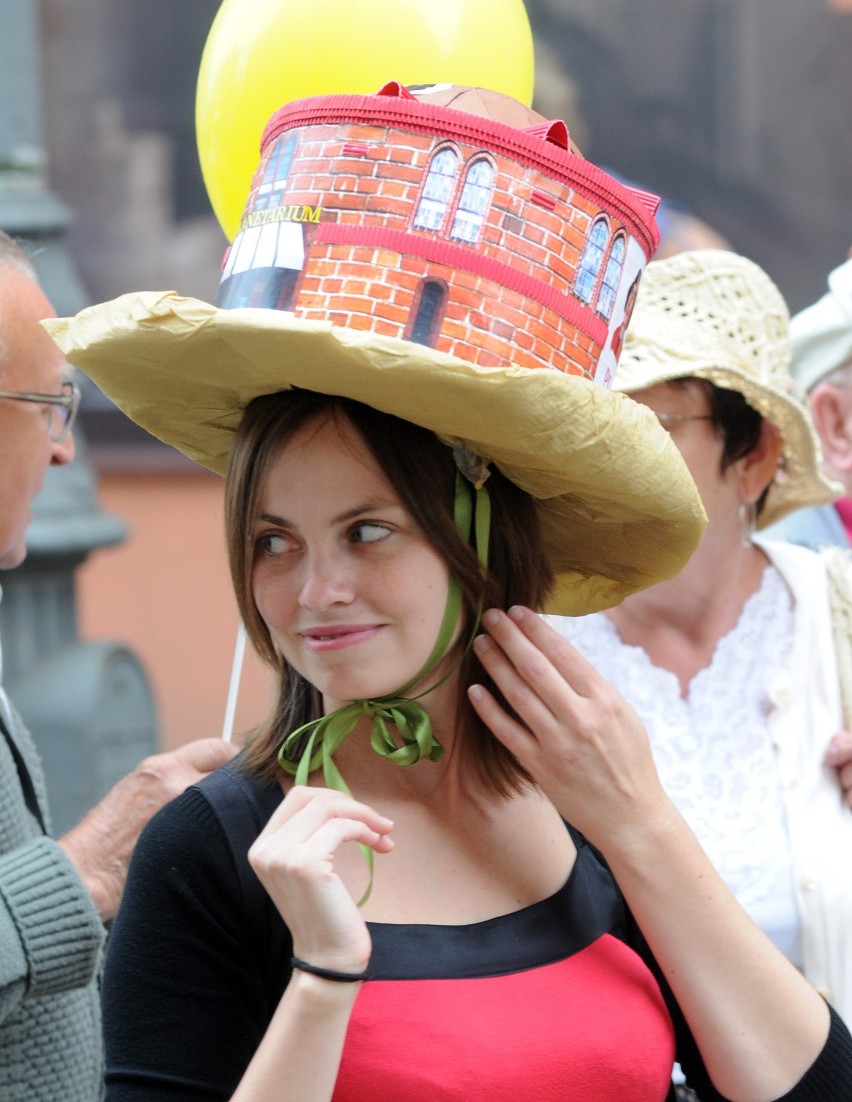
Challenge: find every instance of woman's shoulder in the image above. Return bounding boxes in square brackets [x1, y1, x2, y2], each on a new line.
[192, 758, 284, 834]
[131, 759, 282, 876]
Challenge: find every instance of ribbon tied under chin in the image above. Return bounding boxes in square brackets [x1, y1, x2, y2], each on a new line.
[278, 696, 444, 793]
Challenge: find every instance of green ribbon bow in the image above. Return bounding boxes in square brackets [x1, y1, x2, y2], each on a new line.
[277, 466, 491, 904]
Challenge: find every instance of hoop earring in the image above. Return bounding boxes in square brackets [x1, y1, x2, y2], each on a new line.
[738, 500, 757, 547]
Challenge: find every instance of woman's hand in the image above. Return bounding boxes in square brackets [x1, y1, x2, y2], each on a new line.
[248, 786, 394, 972]
[825, 730, 852, 809]
[468, 606, 676, 851]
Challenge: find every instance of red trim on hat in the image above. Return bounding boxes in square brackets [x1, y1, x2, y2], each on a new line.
[262, 94, 659, 256]
[523, 120, 570, 151]
[313, 222, 608, 345]
[623, 185, 661, 219]
[375, 80, 417, 100]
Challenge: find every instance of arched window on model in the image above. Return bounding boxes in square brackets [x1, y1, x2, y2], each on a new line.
[256, 133, 298, 211]
[413, 148, 459, 232]
[408, 279, 448, 347]
[575, 217, 610, 304]
[596, 234, 626, 319]
[450, 158, 495, 244]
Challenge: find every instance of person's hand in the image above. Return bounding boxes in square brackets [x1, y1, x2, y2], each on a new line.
[59, 738, 238, 921]
[825, 731, 852, 809]
[249, 786, 394, 974]
[468, 606, 675, 853]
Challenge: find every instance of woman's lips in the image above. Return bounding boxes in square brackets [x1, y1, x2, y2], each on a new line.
[299, 624, 384, 652]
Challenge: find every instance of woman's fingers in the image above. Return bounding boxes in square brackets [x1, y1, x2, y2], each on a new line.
[250, 807, 393, 882]
[469, 606, 669, 848]
[472, 606, 602, 732]
[825, 731, 852, 809]
[250, 787, 394, 889]
[471, 631, 553, 741]
[263, 784, 394, 844]
[248, 786, 393, 960]
[467, 680, 534, 760]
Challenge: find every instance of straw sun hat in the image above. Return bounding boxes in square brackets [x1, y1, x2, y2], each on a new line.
[614, 249, 840, 528]
[45, 82, 706, 615]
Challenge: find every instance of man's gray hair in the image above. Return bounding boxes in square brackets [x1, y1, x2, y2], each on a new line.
[0, 229, 38, 280]
[0, 230, 39, 373]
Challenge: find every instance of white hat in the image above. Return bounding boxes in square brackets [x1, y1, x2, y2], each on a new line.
[790, 257, 852, 393]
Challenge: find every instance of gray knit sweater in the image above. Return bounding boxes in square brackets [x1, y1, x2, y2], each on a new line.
[0, 676, 105, 1101]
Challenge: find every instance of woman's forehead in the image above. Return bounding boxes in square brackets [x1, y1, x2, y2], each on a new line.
[631, 378, 711, 405]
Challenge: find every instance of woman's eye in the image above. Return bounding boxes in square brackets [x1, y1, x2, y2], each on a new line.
[258, 533, 289, 556]
[350, 522, 391, 544]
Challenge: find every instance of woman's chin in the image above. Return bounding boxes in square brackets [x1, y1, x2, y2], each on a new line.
[320, 679, 401, 711]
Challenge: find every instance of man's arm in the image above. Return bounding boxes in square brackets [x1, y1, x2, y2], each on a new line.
[58, 738, 238, 921]
[1, 708, 104, 1023]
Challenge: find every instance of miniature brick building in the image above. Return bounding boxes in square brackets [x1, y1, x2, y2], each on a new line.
[218, 82, 660, 385]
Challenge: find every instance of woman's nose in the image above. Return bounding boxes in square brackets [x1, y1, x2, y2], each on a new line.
[298, 550, 355, 610]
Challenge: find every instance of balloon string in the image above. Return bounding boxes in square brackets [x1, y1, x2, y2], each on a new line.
[222, 620, 247, 743]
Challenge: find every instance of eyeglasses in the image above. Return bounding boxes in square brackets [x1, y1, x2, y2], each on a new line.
[653, 412, 714, 430]
[0, 380, 81, 442]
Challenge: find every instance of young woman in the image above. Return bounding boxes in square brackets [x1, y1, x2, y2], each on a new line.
[70, 384, 844, 1102]
[44, 87, 852, 1102]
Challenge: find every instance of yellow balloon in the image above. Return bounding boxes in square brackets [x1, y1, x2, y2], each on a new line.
[196, 0, 535, 240]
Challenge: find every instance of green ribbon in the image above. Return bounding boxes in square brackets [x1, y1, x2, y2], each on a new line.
[277, 468, 491, 904]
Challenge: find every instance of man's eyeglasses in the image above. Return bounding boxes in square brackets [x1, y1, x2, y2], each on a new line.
[653, 412, 714, 431]
[0, 381, 81, 443]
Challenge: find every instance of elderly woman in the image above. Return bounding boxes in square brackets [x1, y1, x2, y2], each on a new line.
[552, 250, 852, 1051]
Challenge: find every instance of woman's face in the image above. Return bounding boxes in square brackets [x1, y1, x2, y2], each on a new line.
[629, 381, 738, 524]
[251, 412, 454, 710]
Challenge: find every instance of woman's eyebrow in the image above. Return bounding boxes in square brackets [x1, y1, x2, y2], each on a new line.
[256, 501, 398, 528]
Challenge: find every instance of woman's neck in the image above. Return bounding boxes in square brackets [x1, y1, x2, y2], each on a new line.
[606, 531, 769, 696]
[322, 669, 475, 803]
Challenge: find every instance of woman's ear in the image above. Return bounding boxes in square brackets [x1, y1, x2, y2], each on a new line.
[809, 383, 852, 474]
[738, 419, 783, 504]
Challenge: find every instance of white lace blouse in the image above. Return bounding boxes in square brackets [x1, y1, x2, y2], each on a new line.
[552, 565, 804, 968]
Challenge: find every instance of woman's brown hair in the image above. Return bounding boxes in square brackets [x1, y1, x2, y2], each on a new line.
[225, 388, 554, 796]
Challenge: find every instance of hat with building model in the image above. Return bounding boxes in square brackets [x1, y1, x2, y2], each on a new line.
[44, 81, 706, 615]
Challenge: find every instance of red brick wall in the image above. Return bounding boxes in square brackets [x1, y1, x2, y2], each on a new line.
[241, 119, 639, 378]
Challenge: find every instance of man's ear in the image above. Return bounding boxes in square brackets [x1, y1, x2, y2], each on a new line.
[809, 384, 852, 473]
[738, 418, 783, 504]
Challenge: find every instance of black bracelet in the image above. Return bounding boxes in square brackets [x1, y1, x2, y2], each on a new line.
[290, 956, 370, 983]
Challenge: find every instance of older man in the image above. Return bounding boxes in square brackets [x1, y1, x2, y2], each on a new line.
[0, 230, 235, 1101]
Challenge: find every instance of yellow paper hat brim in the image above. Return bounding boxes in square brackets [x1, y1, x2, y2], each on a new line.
[44, 290, 706, 615]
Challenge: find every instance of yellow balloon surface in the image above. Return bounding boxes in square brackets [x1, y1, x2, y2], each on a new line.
[196, 0, 535, 240]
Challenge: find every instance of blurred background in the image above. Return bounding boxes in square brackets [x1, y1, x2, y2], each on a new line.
[2, 0, 850, 826]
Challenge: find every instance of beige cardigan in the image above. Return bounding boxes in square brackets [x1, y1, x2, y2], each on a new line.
[756, 538, 852, 1026]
